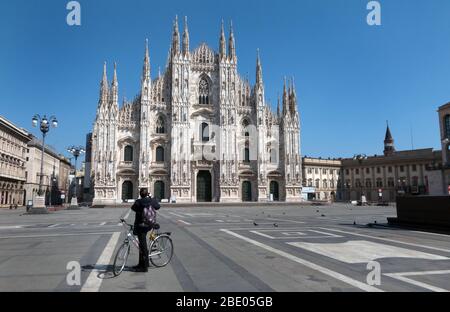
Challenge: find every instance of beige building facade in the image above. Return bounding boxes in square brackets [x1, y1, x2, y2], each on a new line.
[302, 123, 445, 203]
[301, 157, 342, 201]
[59, 157, 72, 203]
[24, 136, 72, 206]
[340, 124, 441, 202]
[0, 116, 30, 208]
[340, 149, 441, 202]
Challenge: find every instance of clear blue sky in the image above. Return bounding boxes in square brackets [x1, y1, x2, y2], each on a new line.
[1, 0, 450, 163]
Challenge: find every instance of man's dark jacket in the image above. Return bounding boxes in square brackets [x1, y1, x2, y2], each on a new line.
[131, 196, 161, 229]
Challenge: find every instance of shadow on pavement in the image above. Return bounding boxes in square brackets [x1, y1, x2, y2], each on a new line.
[338, 223, 404, 230]
[338, 222, 450, 235]
[81, 264, 115, 279]
[81, 264, 161, 280]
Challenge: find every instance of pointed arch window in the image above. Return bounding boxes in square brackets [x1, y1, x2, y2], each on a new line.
[199, 78, 210, 104]
[156, 116, 165, 134]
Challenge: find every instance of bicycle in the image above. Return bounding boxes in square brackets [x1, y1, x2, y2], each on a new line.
[113, 218, 174, 276]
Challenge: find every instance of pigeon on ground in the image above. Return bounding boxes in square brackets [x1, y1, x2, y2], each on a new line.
[273, 223, 279, 228]
[321, 214, 326, 217]
[353, 221, 356, 225]
[374, 221, 377, 224]
[253, 221, 259, 226]
[316, 210, 320, 213]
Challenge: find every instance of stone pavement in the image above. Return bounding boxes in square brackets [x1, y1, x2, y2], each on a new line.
[0, 203, 449, 292]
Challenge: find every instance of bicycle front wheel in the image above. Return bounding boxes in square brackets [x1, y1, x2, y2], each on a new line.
[113, 242, 130, 276]
[149, 235, 173, 267]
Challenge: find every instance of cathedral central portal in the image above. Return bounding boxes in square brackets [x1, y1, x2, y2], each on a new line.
[196, 170, 212, 202]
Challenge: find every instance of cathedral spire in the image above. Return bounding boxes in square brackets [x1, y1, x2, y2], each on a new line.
[283, 77, 288, 115]
[219, 19, 226, 59]
[287, 78, 292, 113]
[172, 15, 180, 56]
[112, 62, 118, 86]
[256, 49, 263, 86]
[277, 95, 281, 118]
[99, 62, 109, 106]
[290, 77, 298, 113]
[142, 39, 150, 82]
[228, 20, 236, 61]
[182, 16, 189, 55]
[102, 61, 108, 86]
[110, 62, 119, 110]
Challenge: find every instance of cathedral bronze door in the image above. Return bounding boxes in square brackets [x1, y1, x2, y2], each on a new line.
[154, 181, 165, 201]
[242, 181, 252, 202]
[197, 171, 212, 202]
[270, 181, 280, 201]
[122, 181, 133, 201]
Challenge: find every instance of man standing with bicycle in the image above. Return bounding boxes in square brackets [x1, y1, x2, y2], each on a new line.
[131, 188, 161, 272]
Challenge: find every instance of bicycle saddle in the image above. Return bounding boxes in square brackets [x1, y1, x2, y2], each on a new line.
[153, 223, 160, 230]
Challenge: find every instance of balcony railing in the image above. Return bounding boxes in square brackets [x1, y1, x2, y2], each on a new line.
[118, 161, 134, 169]
[150, 162, 166, 168]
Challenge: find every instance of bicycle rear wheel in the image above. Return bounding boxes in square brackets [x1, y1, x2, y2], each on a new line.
[149, 235, 173, 267]
[113, 242, 130, 276]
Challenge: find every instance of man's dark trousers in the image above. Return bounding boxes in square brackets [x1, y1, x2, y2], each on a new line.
[137, 230, 150, 268]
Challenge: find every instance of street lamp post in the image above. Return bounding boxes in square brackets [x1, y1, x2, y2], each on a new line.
[29, 114, 58, 214]
[353, 154, 368, 204]
[67, 146, 85, 209]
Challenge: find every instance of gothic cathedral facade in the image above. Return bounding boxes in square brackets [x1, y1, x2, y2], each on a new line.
[91, 17, 302, 205]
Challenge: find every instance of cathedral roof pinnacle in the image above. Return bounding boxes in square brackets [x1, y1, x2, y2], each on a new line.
[182, 16, 190, 55]
[228, 20, 236, 61]
[219, 19, 226, 58]
[98, 61, 109, 107]
[172, 15, 180, 56]
[102, 61, 108, 86]
[277, 95, 281, 117]
[142, 39, 150, 81]
[256, 49, 263, 86]
[112, 62, 118, 85]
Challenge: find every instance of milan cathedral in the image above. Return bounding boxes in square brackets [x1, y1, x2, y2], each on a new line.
[90, 17, 302, 204]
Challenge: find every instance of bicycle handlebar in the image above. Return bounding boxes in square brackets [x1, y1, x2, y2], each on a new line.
[119, 217, 159, 231]
[120, 218, 133, 230]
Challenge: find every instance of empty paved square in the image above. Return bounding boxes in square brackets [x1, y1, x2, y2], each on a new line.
[0, 203, 449, 292]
